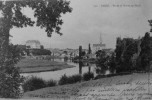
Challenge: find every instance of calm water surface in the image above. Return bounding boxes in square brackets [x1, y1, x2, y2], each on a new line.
[21, 59, 100, 81]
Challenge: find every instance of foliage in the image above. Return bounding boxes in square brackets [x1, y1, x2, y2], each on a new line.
[108, 53, 116, 74]
[88, 43, 92, 54]
[79, 46, 82, 59]
[88, 58, 96, 63]
[31, 49, 51, 56]
[40, 45, 44, 49]
[67, 74, 82, 84]
[148, 20, 152, 32]
[115, 33, 152, 73]
[22, 76, 46, 92]
[0, 0, 72, 98]
[58, 74, 68, 85]
[58, 74, 82, 85]
[95, 50, 109, 75]
[81, 51, 86, 57]
[73, 56, 79, 61]
[63, 51, 68, 54]
[64, 56, 68, 62]
[115, 37, 123, 64]
[115, 37, 138, 73]
[83, 72, 94, 81]
[22, 77, 57, 92]
[0, 0, 72, 37]
[46, 79, 57, 87]
[138, 32, 152, 71]
[0, 44, 24, 98]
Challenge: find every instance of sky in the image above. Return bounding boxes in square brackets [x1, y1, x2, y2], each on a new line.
[10, 0, 152, 49]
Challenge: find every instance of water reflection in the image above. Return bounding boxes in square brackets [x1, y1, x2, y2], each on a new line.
[21, 58, 112, 81]
[21, 59, 97, 81]
[79, 61, 82, 74]
[95, 63, 108, 75]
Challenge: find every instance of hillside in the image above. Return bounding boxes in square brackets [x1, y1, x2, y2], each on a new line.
[23, 73, 152, 100]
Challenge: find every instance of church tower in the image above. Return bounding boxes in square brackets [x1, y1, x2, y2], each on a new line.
[93, 33, 106, 53]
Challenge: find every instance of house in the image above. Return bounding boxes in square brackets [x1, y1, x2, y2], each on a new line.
[26, 40, 41, 49]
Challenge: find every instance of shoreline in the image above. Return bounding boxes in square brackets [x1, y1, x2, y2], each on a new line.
[16, 58, 75, 74]
[20, 65, 75, 73]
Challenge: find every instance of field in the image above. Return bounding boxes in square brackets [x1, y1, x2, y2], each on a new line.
[23, 73, 152, 100]
[16, 58, 75, 73]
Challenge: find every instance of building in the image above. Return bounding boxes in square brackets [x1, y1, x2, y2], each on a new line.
[93, 43, 106, 53]
[26, 40, 41, 49]
[93, 34, 106, 53]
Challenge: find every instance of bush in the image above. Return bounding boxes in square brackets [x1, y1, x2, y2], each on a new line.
[83, 72, 94, 81]
[46, 80, 57, 87]
[22, 76, 46, 92]
[68, 74, 82, 84]
[58, 74, 68, 85]
[31, 49, 51, 56]
[58, 74, 82, 85]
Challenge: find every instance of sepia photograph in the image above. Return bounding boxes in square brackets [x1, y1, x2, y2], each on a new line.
[0, 0, 152, 99]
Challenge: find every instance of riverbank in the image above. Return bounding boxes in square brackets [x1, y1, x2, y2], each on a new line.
[23, 72, 152, 100]
[16, 58, 75, 73]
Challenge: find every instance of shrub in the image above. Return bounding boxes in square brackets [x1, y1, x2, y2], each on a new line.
[58, 74, 82, 85]
[83, 72, 94, 81]
[22, 76, 46, 92]
[31, 49, 51, 56]
[58, 74, 68, 85]
[67, 74, 82, 84]
[46, 80, 57, 87]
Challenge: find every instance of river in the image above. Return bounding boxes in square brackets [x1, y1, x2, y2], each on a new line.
[21, 59, 110, 81]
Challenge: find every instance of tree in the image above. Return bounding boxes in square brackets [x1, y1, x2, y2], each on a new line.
[31, 49, 51, 56]
[88, 43, 92, 54]
[148, 20, 152, 32]
[79, 46, 82, 59]
[115, 37, 123, 67]
[0, 0, 72, 98]
[63, 51, 68, 55]
[0, 44, 24, 98]
[108, 52, 116, 74]
[95, 50, 109, 75]
[139, 32, 152, 71]
[40, 45, 44, 49]
[115, 37, 138, 73]
[81, 51, 86, 57]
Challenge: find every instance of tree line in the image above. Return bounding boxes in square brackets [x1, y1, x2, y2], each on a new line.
[96, 32, 152, 74]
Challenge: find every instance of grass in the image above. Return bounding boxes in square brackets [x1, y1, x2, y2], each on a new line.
[94, 72, 132, 80]
[16, 58, 75, 73]
[23, 73, 152, 99]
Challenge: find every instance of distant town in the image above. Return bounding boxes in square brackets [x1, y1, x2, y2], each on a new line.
[17, 36, 114, 61]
